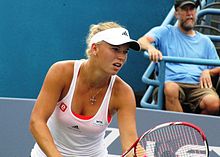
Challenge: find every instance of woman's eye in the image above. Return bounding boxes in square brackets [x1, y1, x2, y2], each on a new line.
[111, 47, 128, 54]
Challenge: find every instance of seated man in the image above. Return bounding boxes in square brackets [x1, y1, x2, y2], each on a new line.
[138, 0, 220, 115]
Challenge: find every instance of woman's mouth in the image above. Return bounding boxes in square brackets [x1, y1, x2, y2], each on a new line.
[113, 63, 122, 68]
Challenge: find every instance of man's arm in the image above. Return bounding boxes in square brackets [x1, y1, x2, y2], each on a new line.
[200, 67, 220, 88]
[209, 67, 220, 76]
[138, 35, 162, 62]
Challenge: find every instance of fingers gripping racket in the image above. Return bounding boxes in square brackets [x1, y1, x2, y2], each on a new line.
[122, 121, 209, 157]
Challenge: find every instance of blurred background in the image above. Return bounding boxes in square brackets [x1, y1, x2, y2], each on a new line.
[0, 0, 173, 101]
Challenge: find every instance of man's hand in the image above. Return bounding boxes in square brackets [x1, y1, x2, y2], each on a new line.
[148, 47, 163, 62]
[200, 69, 212, 88]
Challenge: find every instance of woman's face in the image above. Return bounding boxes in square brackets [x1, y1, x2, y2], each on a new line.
[94, 41, 129, 75]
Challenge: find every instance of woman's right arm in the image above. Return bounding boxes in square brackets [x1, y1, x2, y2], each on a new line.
[29, 62, 67, 157]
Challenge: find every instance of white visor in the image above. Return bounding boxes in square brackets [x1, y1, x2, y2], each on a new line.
[89, 28, 140, 51]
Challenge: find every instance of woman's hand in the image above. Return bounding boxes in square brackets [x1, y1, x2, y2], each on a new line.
[136, 143, 147, 157]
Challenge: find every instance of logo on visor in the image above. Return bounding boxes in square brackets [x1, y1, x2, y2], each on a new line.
[122, 31, 128, 36]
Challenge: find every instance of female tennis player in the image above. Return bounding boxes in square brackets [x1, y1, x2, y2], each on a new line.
[29, 21, 140, 157]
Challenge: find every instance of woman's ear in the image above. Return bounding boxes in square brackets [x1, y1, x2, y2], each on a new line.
[91, 43, 97, 56]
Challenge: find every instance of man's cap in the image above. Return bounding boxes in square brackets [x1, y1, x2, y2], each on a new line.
[174, 0, 199, 9]
[89, 28, 140, 51]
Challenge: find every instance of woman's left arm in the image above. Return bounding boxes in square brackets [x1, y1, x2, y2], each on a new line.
[114, 80, 138, 155]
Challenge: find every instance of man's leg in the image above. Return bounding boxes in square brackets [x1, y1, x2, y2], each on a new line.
[164, 82, 183, 112]
[187, 85, 220, 115]
[200, 94, 219, 115]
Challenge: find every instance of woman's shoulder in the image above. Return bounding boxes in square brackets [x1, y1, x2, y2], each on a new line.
[113, 76, 134, 95]
[110, 75, 136, 113]
[49, 59, 87, 79]
[52, 59, 86, 68]
[49, 60, 74, 74]
[45, 60, 78, 91]
[47, 60, 86, 81]
[52, 60, 75, 66]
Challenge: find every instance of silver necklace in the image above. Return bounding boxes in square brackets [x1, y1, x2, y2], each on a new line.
[89, 87, 104, 105]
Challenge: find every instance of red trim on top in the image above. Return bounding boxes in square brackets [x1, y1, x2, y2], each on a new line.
[107, 116, 112, 123]
[72, 111, 112, 123]
[72, 111, 93, 120]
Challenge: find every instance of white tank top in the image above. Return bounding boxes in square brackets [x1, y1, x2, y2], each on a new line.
[31, 60, 116, 157]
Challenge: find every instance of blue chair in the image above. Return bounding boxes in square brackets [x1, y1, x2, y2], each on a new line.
[141, 52, 220, 109]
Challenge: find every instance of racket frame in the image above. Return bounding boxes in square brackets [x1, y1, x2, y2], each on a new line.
[121, 121, 209, 157]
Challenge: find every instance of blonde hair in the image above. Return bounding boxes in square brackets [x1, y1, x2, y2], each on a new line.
[85, 21, 123, 57]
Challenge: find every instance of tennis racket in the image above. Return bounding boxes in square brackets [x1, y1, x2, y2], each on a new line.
[122, 121, 209, 157]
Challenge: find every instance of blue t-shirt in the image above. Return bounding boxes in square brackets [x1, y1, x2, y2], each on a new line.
[146, 25, 219, 84]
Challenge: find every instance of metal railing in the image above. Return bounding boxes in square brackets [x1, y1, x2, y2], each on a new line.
[141, 52, 220, 109]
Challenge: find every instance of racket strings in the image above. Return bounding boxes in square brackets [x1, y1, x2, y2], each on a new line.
[138, 125, 206, 157]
